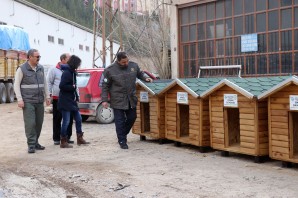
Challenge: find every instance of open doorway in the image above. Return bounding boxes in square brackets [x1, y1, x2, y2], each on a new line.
[140, 102, 150, 133]
[224, 108, 240, 147]
[177, 104, 189, 137]
[290, 112, 298, 158]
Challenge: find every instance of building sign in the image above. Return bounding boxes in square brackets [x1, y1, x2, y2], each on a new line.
[290, 95, 298, 110]
[177, 92, 188, 104]
[224, 94, 238, 107]
[140, 91, 149, 102]
[241, 33, 258, 52]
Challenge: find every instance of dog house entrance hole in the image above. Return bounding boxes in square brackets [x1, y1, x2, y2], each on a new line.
[141, 102, 150, 133]
[225, 108, 240, 147]
[178, 104, 189, 137]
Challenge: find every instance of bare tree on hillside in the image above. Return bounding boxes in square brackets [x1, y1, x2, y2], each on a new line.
[120, 0, 171, 79]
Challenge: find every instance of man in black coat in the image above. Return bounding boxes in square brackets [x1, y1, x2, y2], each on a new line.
[101, 52, 153, 149]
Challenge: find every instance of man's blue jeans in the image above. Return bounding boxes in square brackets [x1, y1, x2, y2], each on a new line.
[113, 108, 137, 144]
[61, 110, 82, 137]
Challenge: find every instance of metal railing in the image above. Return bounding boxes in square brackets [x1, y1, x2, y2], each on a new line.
[198, 65, 242, 78]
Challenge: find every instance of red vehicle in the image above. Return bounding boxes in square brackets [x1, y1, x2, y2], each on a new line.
[76, 68, 157, 124]
[77, 68, 114, 124]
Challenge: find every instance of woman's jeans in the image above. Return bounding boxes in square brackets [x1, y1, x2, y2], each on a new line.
[61, 110, 82, 137]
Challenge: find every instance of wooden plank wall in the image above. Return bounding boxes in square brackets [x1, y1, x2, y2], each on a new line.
[133, 86, 147, 134]
[165, 85, 179, 140]
[201, 99, 210, 146]
[258, 100, 269, 156]
[158, 96, 166, 139]
[133, 86, 164, 139]
[269, 84, 298, 162]
[165, 84, 205, 146]
[149, 95, 159, 138]
[210, 85, 262, 156]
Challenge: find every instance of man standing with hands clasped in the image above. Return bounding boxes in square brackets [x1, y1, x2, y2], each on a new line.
[14, 49, 51, 153]
[101, 52, 153, 149]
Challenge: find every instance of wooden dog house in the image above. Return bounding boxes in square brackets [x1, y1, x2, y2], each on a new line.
[201, 77, 288, 161]
[161, 78, 222, 150]
[132, 79, 174, 142]
[258, 76, 298, 164]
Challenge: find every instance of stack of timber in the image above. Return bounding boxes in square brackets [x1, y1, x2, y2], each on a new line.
[161, 78, 222, 151]
[258, 76, 298, 164]
[200, 76, 289, 162]
[132, 79, 174, 142]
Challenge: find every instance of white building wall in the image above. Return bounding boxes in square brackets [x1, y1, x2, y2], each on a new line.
[0, 0, 120, 68]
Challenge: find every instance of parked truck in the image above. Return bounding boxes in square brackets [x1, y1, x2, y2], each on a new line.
[0, 25, 30, 103]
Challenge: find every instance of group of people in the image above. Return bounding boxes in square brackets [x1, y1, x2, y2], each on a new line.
[14, 49, 152, 153]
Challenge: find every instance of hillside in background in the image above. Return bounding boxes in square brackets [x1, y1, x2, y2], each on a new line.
[25, 0, 93, 29]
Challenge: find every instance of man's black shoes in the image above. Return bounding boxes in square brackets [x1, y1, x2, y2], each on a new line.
[28, 146, 35, 153]
[119, 143, 128, 149]
[35, 143, 45, 150]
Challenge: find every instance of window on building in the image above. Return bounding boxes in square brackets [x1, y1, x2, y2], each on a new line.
[58, 38, 64, 45]
[281, 0, 293, 7]
[257, 0, 267, 11]
[178, 0, 298, 77]
[79, 44, 83, 50]
[234, 0, 243, 15]
[86, 46, 90, 52]
[48, 35, 54, 43]
[257, 13, 266, 32]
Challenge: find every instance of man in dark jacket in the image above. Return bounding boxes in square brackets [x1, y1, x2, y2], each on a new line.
[101, 52, 153, 149]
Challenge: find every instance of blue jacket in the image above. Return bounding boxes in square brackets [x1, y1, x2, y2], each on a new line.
[58, 64, 79, 111]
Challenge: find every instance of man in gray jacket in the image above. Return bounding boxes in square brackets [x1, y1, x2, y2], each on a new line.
[101, 52, 153, 149]
[47, 53, 74, 145]
[14, 49, 51, 153]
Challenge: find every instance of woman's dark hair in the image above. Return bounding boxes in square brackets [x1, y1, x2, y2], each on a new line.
[67, 55, 81, 70]
[116, 52, 127, 61]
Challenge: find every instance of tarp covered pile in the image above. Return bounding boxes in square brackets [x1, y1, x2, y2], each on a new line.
[0, 25, 30, 51]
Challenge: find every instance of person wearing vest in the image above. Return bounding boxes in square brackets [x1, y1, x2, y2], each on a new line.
[14, 49, 51, 154]
[57, 55, 90, 148]
[47, 53, 74, 145]
[101, 52, 153, 149]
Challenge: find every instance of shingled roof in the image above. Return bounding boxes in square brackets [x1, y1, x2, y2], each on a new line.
[137, 76, 294, 99]
[176, 78, 224, 98]
[136, 79, 175, 95]
[258, 75, 298, 99]
[200, 76, 291, 99]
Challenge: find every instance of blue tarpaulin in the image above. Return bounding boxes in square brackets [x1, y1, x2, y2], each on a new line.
[0, 25, 30, 51]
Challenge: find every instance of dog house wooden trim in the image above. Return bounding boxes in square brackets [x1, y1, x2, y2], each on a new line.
[258, 76, 298, 163]
[132, 79, 175, 140]
[162, 78, 222, 147]
[201, 77, 288, 157]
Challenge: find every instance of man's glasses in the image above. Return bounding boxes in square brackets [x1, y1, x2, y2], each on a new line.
[32, 56, 41, 59]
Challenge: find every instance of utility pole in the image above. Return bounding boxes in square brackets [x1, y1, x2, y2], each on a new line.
[92, 0, 123, 68]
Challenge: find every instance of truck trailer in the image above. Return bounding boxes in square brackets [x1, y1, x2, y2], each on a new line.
[0, 25, 30, 103]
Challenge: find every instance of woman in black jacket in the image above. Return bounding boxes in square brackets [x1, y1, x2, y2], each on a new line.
[58, 55, 89, 148]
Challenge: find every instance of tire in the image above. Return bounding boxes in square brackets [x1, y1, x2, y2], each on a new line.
[5, 83, 14, 103]
[0, 83, 7, 104]
[95, 104, 114, 124]
[81, 115, 89, 122]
